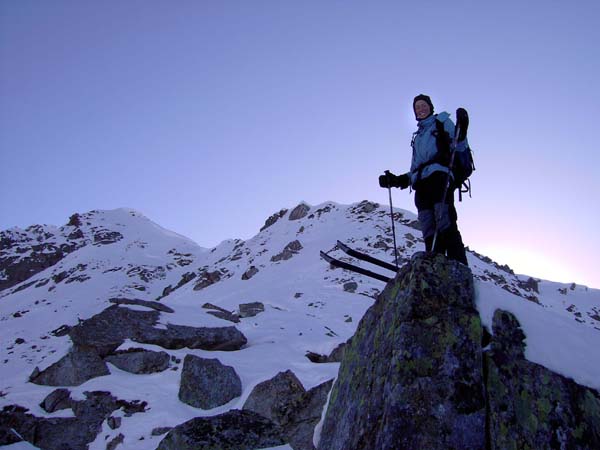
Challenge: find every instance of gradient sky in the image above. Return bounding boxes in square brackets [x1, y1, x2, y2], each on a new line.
[1, 1, 599, 288]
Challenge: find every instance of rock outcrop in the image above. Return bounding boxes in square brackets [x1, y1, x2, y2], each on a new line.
[271, 240, 303, 262]
[29, 345, 110, 386]
[179, 355, 242, 409]
[486, 309, 600, 449]
[239, 301, 265, 318]
[318, 252, 600, 449]
[30, 304, 247, 386]
[104, 348, 171, 374]
[243, 370, 333, 450]
[319, 252, 485, 450]
[289, 203, 311, 221]
[157, 409, 285, 450]
[0, 391, 146, 450]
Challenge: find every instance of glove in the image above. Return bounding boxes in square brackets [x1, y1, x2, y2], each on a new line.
[379, 172, 410, 189]
[379, 172, 393, 188]
[396, 173, 410, 189]
[456, 107, 469, 142]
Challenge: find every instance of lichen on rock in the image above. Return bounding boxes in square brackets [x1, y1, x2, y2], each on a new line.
[319, 252, 485, 450]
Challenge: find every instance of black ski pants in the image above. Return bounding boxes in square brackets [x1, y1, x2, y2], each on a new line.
[414, 172, 468, 265]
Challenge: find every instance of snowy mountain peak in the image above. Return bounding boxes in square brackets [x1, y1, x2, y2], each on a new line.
[1, 201, 599, 449]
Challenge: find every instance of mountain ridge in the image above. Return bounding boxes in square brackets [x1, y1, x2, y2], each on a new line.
[1, 200, 599, 449]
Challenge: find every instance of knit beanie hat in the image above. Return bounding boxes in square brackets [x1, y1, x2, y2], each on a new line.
[413, 94, 434, 119]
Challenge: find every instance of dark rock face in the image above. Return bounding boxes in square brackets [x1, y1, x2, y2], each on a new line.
[40, 389, 73, 413]
[285, 379, 334, 450]
[239, 302, 265, 318]
[106, 433, 124, 450]
[29, 345, 110, 386]
[158, 271, 197, 299]
[271, 240, 303, 262]
[260, 208, 288, 232]
[343, 281, 358, 293]
[141, 323, 247, 351]
[319, 252, 485, 450]
[92, 230, 123, 245]
[104, 348, 170, 374]
[243, 370, 333, 450]
[69, 305, 161, 356]
[0, 391, 146, 450]
[349, 200, 379, 215]
[109, 297, 175, 313]
[241, 265, 259, 280]
[243, 370, 305, 421]
[0, 236, 83, 292]
[289, 203, 311, 221]
[179, 355, 242, 409]
[193, 269, 222, 291]
[31, 304, 247, 386]
[157, 409, 285, 450]
[486, 309, 600, 449]
[203, 303, 240, 323]
[70, 304, 247, 355]
[306, 340, 348, 364]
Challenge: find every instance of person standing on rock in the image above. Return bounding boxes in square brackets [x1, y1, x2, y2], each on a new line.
[379, 94, 469, 266]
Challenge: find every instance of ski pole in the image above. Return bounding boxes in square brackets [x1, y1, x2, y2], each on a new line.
[431, 123, 461, 252]
[384, 170, 400, 270]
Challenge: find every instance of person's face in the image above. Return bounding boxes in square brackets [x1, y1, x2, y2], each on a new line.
[414, 100, 431, 120]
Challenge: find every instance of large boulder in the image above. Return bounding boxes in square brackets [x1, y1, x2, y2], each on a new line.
[104, 348, 170, 374]
[29, 345, 109, 387]
[141, 323, 247, 351]
[108, 297, 174, 313]
[39, 389, 73, 413]
[239, 302, 265, 318]
[243, 370, 305, 422]
[284, 379, 334, 450]
[179, 355, 242, 409]
[37, 304, 246, 386]
[319, 252, 485, 450]
[69, 304, 247, 354]
[157, 409, 285, 450]
[244, 370, 333, 450]
[69, 305, 160, 356]
[486, 309, 600, 449]
[289, 203, 310, 221]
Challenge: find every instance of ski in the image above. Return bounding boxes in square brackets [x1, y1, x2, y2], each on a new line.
[336, 240, 398, 272]
[320, 251, 392, 283]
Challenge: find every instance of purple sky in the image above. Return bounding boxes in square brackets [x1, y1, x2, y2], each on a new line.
[2, 1, 599, 288]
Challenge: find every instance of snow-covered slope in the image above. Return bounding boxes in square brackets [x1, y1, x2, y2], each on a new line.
[1, 201, 599, 449]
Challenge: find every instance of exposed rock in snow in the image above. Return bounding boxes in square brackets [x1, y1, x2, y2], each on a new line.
[29, 346, 110, 387]
[271, 240, 303, 262]
[179, 355, 242, 409]
[239, 301, 265, 318]
[244, 370, 332, 450]
[260, 208, 288, 232]
[320, 252, 485, 450]
[241, 265, 259, 280]
[486, 309, 600, 449]
[104, 348, 171, 374]
[1, 203, 599, 450]
[157, 409, 285, 450]
[289, 203, 311, 221]
[0, 391, 146, 449]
